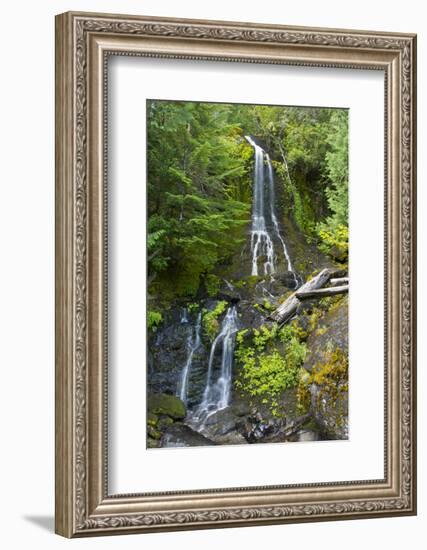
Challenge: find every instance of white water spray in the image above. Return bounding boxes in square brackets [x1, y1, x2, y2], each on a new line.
[245, 136, 298, 286]
[195, 306, 239, 421]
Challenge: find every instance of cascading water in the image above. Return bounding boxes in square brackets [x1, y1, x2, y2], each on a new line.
[265, 153, 299, 288]
[177, 311, 202, 405]
[245, 136, 299, 286]
[180, 307, 189, 324]
[245, 136, 275, 276]
[194, 306, 239, 422]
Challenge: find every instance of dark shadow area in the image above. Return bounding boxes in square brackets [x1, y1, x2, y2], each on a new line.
[23, 515, 54, 533]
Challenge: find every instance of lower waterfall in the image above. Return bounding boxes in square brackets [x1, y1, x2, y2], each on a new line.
[193, 306, 239, 423]
[177, 311, 202, 406]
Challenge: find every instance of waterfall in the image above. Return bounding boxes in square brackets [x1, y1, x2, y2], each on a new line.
[265, 153, 299, 288]
[245, 136, 275, 276]
[180, 307, 189, 324]
[195, 306, 239, 421]
[177, 311, 202, 405]
[223, 279, 235, 291]
[245, 136, 298, 286]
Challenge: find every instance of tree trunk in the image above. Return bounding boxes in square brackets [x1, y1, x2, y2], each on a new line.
[329, 277, 349, 286]
[296, 285, 349, 300]
[268, 268, 341, 324]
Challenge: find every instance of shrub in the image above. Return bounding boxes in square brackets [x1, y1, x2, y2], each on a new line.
[235, 323, 307, 415]
[147, 310, 163, 332]
[202, 300, 228, 340]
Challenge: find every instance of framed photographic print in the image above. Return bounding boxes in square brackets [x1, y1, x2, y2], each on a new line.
[55, 11, 417, 537]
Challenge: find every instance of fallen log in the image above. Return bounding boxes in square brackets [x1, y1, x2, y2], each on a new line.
[296, 285, 349, 300]
[330, 277, 349, 286]
[268, 268, 341, 325]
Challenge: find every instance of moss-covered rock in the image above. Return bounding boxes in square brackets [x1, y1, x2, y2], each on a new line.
[303, 295, 348, 373]
[310, 348, 348, 439]
[147, 424, 162, 440]
[147, 393, 186, 420]
[147, 437, 160, 449]
[300, 296, 349, 439]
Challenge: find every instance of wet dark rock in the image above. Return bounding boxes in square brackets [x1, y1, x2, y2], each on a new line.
[160, 424, 215, 447]
[148, 315, 208, 402]
[277, 271, 299, 289]
[329, 245, 348, 263]
[200, 405, 248, 444]
[217, 290, 241, 304]
[147, 437, 160, 449]
[311, 382, 348, 440]
[295, 429, 320, 442]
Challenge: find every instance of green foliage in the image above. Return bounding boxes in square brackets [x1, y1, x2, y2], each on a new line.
[317, 223, 349, 261]
[147, 100, 252, 302]
[147, 310, 163, 332]
[324, 110, 349, 225]
[240, 105, 349, 242]
[204, 274, 221, 297]
[315, 110, 349, 259]
[235, 323, 307, 415]
[252, 324, 278, 350]
[202, 301, 228, 340]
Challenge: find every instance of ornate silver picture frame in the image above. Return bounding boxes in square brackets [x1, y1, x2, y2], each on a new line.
[55, 11, 417, 537]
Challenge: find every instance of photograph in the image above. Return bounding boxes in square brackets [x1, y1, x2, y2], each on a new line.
[146, 99, 349, 448]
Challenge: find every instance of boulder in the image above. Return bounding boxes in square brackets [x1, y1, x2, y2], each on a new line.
[147, 393, 186, 420]
[311, 381, 348, 440]
[200, 405, 248, 444]
[278, 271, 299, 289]
[160, 424, 215, 447]
[295, 429, 320, 442]
[303, 296, 348, 373]
[302, 296, 349, 440]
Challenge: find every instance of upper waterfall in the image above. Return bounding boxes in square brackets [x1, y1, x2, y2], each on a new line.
[245, 136, 298, 286]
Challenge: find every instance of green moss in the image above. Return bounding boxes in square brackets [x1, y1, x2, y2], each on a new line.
[315, 326, 328, 337]
[234, 275, 263, 290]
[187, 302, 199, 313]
[147, 424, 162, 440]
[147, 412, 158, 426]
[289, 318, 308, 341]
[311, 348, 348, 392]
[310, 348, 348, 413]
[147, 393, 186, 420]
[262, 299, 275, 312]
[296, 369, 312, 414]
[254, 299, 276, 313]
